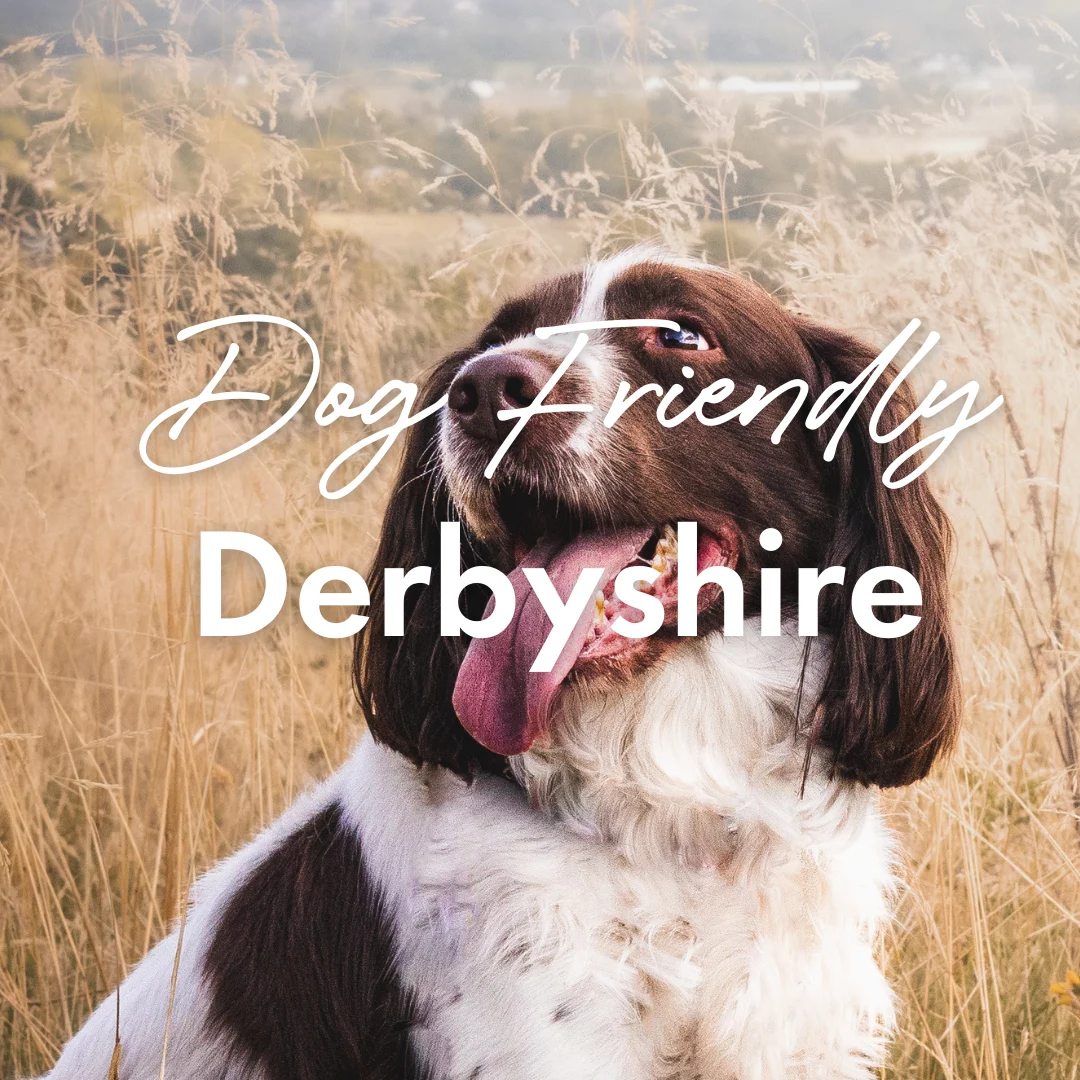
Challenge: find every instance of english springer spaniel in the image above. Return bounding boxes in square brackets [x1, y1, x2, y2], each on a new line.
[43, 250, 960, 1080]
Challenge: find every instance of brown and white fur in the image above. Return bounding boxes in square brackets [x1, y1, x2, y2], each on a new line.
[41, 249, 960, 1080]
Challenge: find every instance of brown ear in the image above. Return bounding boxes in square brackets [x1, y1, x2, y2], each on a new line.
[351, 354, 505, 778]
[796, 317, 962, 787]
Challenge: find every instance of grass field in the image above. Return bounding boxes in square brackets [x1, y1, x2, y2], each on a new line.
[1, 7, 1080, 1077]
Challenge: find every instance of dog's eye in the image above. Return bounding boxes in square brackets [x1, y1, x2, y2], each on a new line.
[656, 325, 709, 351]
[478, 326, 506, 349]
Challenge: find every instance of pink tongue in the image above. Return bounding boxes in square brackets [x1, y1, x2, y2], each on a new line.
[452, 527, 653, 756]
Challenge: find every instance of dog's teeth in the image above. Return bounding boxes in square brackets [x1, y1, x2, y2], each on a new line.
[651, 525, 679, 570]
[594, 591, 606, 626]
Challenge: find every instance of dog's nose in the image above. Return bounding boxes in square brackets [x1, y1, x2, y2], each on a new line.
[447, 353, 548, 443]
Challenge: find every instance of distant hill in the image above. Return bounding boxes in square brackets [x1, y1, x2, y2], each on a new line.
[1, 0, 1076, 82]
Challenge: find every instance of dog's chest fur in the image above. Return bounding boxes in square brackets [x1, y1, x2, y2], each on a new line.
[346, 723, 895, 1080]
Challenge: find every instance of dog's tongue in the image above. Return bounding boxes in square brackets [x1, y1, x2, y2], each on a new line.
[453, 527, 652, 756]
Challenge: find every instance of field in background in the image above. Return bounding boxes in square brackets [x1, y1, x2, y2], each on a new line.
[1, 3, 1080, 1076]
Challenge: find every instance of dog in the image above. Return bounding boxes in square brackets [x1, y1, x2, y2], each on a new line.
[42, 249, 960, 1080]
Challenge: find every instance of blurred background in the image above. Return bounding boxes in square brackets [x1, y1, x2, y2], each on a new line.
[1, 1, 1079, 1076]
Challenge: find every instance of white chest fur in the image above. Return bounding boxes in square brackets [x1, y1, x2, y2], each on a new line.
[343, 710, 896, 1080]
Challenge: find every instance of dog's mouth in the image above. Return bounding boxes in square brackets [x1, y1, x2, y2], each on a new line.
[452, 490, 738, 757]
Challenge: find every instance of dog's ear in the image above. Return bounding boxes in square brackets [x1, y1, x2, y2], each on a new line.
[352, 353, 505, 778]
[795, 317, 962, 787]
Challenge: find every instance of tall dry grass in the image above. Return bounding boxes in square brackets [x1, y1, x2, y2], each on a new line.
[1, 3, 1079, 1077]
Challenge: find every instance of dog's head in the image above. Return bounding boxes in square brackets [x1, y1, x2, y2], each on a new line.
[353, 251, 960, 790]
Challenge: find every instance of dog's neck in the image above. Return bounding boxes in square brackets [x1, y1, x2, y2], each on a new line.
[511, 625, 873, 875]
